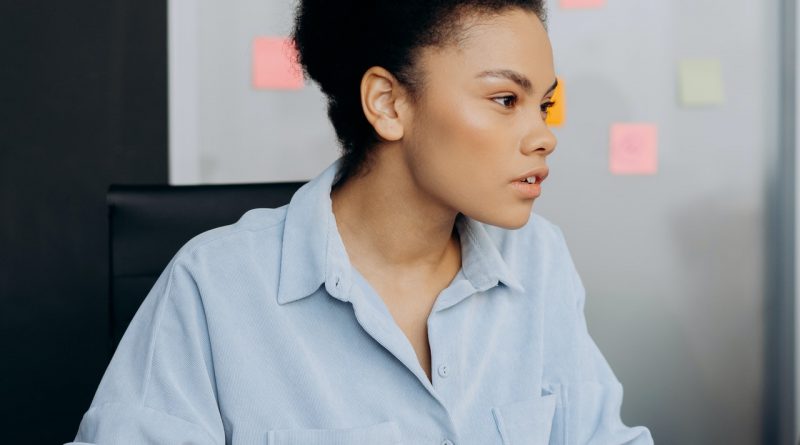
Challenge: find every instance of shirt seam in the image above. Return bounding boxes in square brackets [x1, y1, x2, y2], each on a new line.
[490, 406, 509, 444]
[140, 259, 176, 408]
[138, 256, 219, 443]
[181, 218, 286, 259]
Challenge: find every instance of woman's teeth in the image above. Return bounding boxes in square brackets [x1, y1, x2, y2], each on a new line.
[522, 176, 536, 183]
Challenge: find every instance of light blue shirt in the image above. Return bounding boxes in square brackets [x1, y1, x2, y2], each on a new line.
[67, 157, 653, 445]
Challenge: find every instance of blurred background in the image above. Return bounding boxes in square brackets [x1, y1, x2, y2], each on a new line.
[1, 0, 797, 443]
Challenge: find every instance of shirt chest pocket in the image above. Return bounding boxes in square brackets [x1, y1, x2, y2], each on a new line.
[491, 392, 558, 445]
[266, 420, 402, 445]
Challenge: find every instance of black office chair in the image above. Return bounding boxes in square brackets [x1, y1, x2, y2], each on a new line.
[107, 181, 306, 357]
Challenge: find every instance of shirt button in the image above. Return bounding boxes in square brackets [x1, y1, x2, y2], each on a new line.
[442, 440, 454, 445]
[437, 364, 449, 378]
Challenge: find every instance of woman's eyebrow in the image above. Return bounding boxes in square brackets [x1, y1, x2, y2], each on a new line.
[475, 69, 558, 97]
[544, 78, 558, 96]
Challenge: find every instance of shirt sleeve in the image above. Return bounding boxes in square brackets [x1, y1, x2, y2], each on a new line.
[556, 226, 654, 445]
[65, 253, 225, 445]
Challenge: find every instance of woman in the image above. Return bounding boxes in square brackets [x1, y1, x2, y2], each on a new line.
[68, 1, 653, 444]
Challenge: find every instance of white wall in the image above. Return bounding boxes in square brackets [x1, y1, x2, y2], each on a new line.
[536, 1, 778, 442]
[168, 0, 339, 185]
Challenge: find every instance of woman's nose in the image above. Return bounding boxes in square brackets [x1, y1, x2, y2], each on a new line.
[521, 119, 557, 156]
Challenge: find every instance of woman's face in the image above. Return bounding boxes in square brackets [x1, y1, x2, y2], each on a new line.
[402, 8, 557, 230]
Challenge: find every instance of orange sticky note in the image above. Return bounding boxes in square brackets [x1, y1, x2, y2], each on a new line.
[545, 76, 566, 127]
[609, 123, 658, 175]
[252, 36, 304, 90]
[560, 0, 606, 9]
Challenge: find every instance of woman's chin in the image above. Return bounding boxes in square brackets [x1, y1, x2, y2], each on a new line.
[468, 204, 534, 230]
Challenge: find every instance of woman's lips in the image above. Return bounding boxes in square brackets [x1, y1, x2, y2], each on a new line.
[511, 180, 541, 199]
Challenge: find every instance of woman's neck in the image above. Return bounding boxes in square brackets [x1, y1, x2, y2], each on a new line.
[330, 148, 461, 282]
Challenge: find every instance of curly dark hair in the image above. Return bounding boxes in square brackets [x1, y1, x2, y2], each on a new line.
[290, 1, 548, 191]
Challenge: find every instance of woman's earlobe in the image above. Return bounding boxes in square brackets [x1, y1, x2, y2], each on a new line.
[375, 118, 404, 141]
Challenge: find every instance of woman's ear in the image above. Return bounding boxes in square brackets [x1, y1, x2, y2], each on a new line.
[360, 66, 409, 142]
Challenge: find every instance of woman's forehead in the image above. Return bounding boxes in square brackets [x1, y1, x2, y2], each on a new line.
[417, 10, 554, 85]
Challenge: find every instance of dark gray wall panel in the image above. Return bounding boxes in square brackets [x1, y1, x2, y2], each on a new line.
[0, 1, 167, 443]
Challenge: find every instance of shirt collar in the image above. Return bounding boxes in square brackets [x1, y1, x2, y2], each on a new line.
[276, 157, 525, 305]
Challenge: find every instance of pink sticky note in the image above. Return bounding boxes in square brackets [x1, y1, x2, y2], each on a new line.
[560, 0, 606, 9]
[252, 36, 304, 90]
[609, 123, 658, 175]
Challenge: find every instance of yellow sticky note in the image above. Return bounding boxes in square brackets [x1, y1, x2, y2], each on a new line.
[252, 36, 304, 90]
[678, 59, 724, 106]
[560, 0, 606, 9]
[545, 76, 566, 127]
[609, 123, 658, 175]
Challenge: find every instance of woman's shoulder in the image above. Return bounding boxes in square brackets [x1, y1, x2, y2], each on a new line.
[173, 206, 289, 261]
[141, 206, 292, 314]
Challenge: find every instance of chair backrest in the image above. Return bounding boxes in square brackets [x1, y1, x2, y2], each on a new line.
[107, 181, 305, 355]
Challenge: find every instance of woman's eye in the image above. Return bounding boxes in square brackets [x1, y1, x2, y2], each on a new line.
[540, 100, 556, 117]
[493, 95, 517, 108]
[493, 97, 557, 116]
